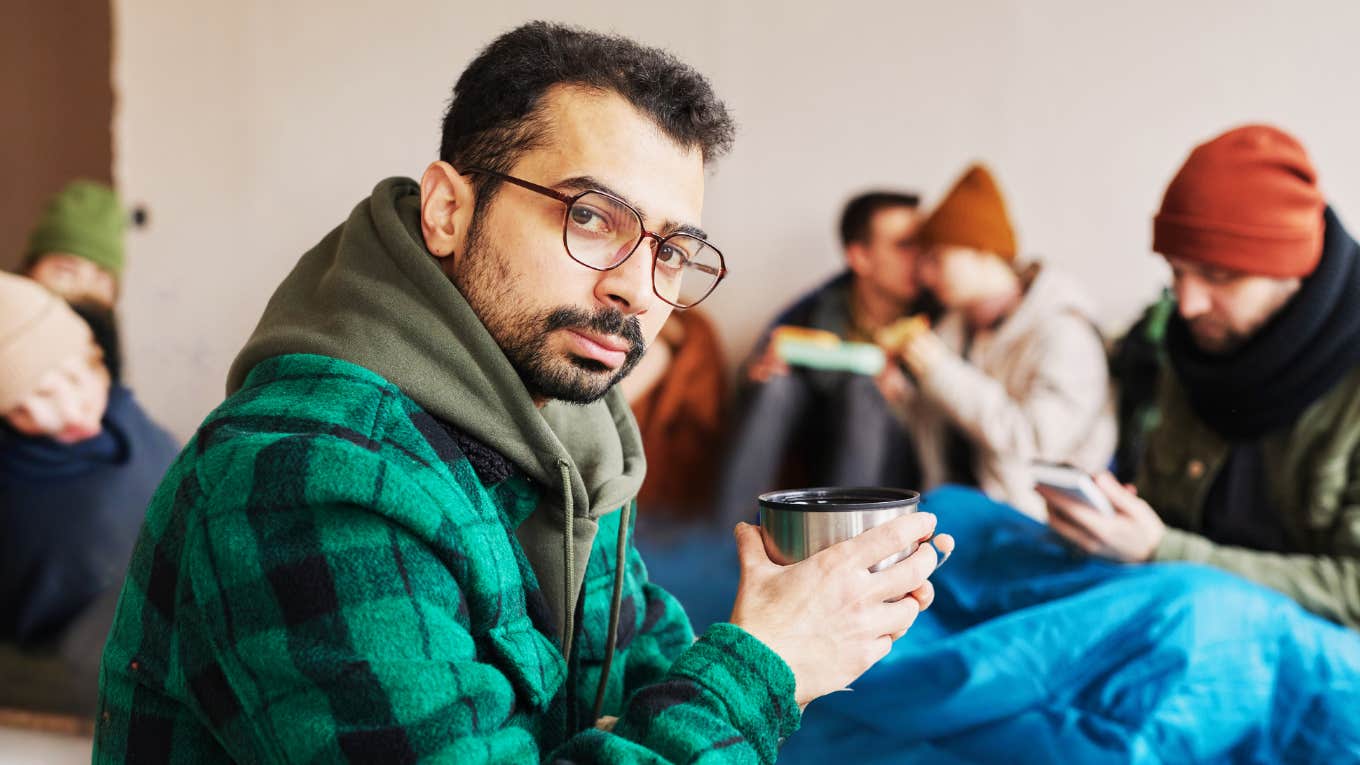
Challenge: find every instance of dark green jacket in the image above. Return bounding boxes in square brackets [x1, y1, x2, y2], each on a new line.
[94, 178, 799, 762]
[1140, 366, 1360, 629]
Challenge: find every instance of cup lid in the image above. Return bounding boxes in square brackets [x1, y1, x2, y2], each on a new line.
[758, 486, 920, 512]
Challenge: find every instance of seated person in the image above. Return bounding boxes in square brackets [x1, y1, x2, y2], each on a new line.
[879, 163, 1115, 519]
[20, 179, 124, 313]
[619, 309, 728, 531]
[716, 191, 937, 526]
[1043, 124, 1360, 630]
[1, 272, 178, 651]
[94, 24, 948, 762]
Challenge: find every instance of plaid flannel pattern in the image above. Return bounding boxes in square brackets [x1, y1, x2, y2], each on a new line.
[93, 354, 798, 763]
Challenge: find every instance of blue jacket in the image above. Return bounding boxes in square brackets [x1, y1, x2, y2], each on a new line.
[0, 385, 178, 642]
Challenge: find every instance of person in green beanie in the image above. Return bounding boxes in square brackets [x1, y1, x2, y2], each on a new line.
[22, 179, 125, 311]
[94, 21, 952, 764]
[0, 273, 179, 717]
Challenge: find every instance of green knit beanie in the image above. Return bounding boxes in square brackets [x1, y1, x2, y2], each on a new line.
[25, 180, 126, 279]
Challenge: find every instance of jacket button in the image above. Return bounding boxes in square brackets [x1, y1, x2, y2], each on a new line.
[1187, 460, 1205, 479]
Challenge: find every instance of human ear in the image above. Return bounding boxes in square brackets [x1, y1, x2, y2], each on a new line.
[419, 161, 477, 261]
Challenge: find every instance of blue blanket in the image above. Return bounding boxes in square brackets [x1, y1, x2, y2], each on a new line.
[636, 487, 1360, 763]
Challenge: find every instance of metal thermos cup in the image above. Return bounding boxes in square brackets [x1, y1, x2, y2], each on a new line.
[758, 487, 922, 572]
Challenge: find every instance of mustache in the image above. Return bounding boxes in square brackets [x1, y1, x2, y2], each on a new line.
[544, 306, 646, 356]
[1189, 316, 1226, 334]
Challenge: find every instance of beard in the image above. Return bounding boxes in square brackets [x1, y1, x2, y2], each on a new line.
[1188, 316, 1247, 355]
[449, 221, 647, 405]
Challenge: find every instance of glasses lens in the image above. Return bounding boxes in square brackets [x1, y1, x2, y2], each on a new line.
[653, 234, 724, 307]
[564, 192, 643, 269]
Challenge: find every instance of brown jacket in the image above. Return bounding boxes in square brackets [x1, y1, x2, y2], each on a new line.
[630, 310, 727, 522]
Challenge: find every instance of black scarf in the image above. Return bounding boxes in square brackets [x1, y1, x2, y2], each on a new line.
[1166, 207, 1360, 441]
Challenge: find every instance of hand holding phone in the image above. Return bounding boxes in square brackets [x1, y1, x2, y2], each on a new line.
[1031, 461, 1115, 517]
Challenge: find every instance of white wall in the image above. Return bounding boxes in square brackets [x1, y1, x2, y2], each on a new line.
[113, 0, 1360, 440]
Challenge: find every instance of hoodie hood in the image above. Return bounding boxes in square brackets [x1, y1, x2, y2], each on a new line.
[227, 177, 645, 649]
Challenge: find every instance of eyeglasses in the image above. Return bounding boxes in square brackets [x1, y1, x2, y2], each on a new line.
[464, 167, 727, 309]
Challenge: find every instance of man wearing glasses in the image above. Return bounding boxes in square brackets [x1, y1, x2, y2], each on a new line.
[95, 22, 949, 763]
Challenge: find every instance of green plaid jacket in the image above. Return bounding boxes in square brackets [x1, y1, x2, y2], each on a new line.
[94, 354, 799, 763]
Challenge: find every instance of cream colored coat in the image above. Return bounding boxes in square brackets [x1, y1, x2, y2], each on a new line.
[890, 266, 1116, 519]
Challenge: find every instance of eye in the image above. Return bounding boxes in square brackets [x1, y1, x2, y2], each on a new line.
[656, 243, 689, 269]
[569, 204, 610, 234]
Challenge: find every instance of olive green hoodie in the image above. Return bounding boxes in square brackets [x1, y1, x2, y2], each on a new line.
[226, 176, 646, 654]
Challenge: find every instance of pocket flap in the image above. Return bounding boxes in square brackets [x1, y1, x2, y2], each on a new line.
[486, 618, 566, 711]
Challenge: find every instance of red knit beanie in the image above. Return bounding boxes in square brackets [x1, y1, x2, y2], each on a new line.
[1153, 125, 1325, 278]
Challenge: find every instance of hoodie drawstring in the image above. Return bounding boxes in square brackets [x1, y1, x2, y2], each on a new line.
[559, 460, 576, 664]
[557, 460, 631, 731]
[591, 498, 631, 723]
[558, 460, 578, 739]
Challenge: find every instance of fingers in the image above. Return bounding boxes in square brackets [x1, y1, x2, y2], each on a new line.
[1047, 508, 1104, 555]
[906, 579, 935, 611]
[1049, 489, 1111, 530]
[748, 359, 789, 384]
[901, 331, 945, 373]
[841, 512, 937, 569]
[883, 594, 922, 641]
[871, 540, 937, 600]
[930, 533, 955, 564]
[876, 364, 907, 388]
[1093, 472, 1146, 518]
[1094, 471, 1132, 500]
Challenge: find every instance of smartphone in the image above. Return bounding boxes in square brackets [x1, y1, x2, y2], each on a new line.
[1031, 461, 1115, 516]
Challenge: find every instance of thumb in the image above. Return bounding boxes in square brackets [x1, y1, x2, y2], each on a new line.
[1095, 472, 1141, 515]
[733, 522, 773, 569]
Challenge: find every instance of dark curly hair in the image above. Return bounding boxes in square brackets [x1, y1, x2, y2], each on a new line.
[440, 21, 735, 201]
[839, 191, 922, 247]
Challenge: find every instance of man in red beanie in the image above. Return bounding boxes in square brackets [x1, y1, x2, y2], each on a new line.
[1043, 125, 1360, 630]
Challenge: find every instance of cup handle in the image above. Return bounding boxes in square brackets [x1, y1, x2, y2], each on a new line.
[925, 535, 951, 571]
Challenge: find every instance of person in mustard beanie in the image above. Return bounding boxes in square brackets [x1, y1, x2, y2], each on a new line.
[1041, 124, 1360, 631]
[877, 162, 1115, 520]
[1, 272, 178, 653]
[20, 179, 126, 311]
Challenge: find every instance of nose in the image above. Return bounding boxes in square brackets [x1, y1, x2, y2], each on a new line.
[595, 237, 657, 313]
[1174, 274, 1211, 319]
[917, 257, 938, 290]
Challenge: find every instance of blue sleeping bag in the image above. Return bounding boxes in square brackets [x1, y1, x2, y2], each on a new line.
[636, 486, 1360, 763]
